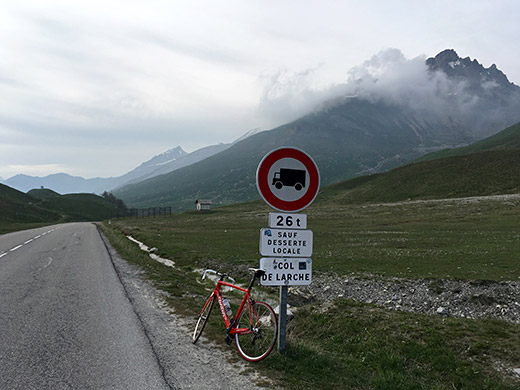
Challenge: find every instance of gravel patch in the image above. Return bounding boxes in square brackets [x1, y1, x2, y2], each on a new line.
[288, 273, 520, 324]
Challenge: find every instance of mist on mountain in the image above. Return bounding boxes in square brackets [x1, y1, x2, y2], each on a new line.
[259, 49, 520, 139]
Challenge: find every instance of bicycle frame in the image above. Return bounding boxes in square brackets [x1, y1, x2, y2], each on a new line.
[204, 278, 254, 336]
[193, 268, 278, 362]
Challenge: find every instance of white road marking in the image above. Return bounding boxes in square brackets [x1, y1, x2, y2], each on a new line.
[2, 228, 60, 259]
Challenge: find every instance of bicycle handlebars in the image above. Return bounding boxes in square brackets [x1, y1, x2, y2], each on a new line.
[202, 268, 266, 284]
[202, 269, 236, 284]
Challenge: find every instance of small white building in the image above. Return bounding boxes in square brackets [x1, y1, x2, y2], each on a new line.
[195, 199, 212, 212]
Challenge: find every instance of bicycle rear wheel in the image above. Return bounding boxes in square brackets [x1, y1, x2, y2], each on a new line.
[192, 295, 215, 344]
[235, 301, 277, 362]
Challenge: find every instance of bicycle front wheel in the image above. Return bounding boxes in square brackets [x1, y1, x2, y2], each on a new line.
[235, 301, 277, 362]
[192, 295, 215, 344]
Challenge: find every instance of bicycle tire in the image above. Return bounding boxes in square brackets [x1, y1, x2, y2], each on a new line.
[192, 295, 215, 344]
[235, 301, 277, 362]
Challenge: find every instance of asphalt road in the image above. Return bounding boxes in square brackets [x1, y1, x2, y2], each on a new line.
[0, 223, 171, 390]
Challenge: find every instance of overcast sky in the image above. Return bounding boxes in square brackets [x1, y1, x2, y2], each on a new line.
[1, 0, 519, 180]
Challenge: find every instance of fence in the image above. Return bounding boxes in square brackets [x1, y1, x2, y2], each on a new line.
[116, 207, 172, 219]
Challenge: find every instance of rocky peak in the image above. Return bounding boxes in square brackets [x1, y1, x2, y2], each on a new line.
[426, 49, 515, 89]
[137, 146, 188, 170]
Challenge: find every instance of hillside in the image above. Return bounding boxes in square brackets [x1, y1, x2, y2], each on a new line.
[418, 121, 520, 161]
[37, 194, 121, 222]
[0, 184, 122, 230]
[27, 188, 61, 199]
[0, 184, 60, 224]
[324, 150, 520, 205]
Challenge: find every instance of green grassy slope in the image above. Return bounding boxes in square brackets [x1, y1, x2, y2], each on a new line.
[0, 184, 61, 224]
[325, 150, 520, 204]
[27, 188, 61, 199]
[1, 184, 121, 232]
[38, 193, 120, 222]
[322, 121, 520, 204]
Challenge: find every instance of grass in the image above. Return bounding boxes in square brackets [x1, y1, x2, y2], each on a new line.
[325, 150, 520, 205]
[104, 194, 520, 281]
[100, 193, 520, 389]
[267, 300, 520, 389]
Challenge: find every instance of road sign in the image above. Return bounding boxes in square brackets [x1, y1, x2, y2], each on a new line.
[256, 147, 320, 212]
[259, 258, 312, 286]
[259, 228, 313, 257]
[269, 212, 307, 230]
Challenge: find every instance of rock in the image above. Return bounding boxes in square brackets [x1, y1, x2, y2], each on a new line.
[436, 307, 448, 315]
[274, 305, 294, 321]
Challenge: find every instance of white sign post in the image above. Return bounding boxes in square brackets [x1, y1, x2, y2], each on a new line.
[256, 147, 319, 352]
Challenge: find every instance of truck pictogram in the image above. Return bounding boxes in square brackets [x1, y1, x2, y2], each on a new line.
[272, 168, 306, 191]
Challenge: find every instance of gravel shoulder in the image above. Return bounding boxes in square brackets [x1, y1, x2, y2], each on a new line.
[99, 229, 276, 390]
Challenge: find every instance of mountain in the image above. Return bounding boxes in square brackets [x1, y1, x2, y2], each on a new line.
[3, 143, 231, 194]
[323, 120, 520, 204]
[3, 173, 115, 195]
[113, 50, 520, 210]
[111, 146, 188, 186]
[425, 49, 520, 138]
[114, 143, 231, 187]
[2, 127, 267, 194]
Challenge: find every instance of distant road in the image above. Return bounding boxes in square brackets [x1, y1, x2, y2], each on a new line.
[0, 223, 171, 390]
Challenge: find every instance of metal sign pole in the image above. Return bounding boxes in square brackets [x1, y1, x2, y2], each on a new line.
[278, 285, 288, 352]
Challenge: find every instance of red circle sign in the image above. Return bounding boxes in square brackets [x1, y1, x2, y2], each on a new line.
[256, 147, 320, 212]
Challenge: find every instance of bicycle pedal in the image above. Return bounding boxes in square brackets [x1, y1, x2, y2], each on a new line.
[225, 336, 233, 345]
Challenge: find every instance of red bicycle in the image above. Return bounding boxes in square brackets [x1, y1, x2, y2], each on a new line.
[192, 268, 278, 362]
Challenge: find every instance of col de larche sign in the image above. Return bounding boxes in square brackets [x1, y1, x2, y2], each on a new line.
[256, 147, 319, 287]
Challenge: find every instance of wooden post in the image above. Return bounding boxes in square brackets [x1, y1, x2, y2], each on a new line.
[278, 285, 288, 352]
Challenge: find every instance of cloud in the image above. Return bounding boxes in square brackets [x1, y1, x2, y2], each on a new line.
[256, 48, 518, 135]
[257, 65, 350, 125]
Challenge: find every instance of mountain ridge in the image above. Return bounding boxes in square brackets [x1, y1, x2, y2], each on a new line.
[113, 49, 520, 209]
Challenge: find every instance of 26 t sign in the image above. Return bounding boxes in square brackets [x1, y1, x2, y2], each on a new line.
[269, 212, 307, 230]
